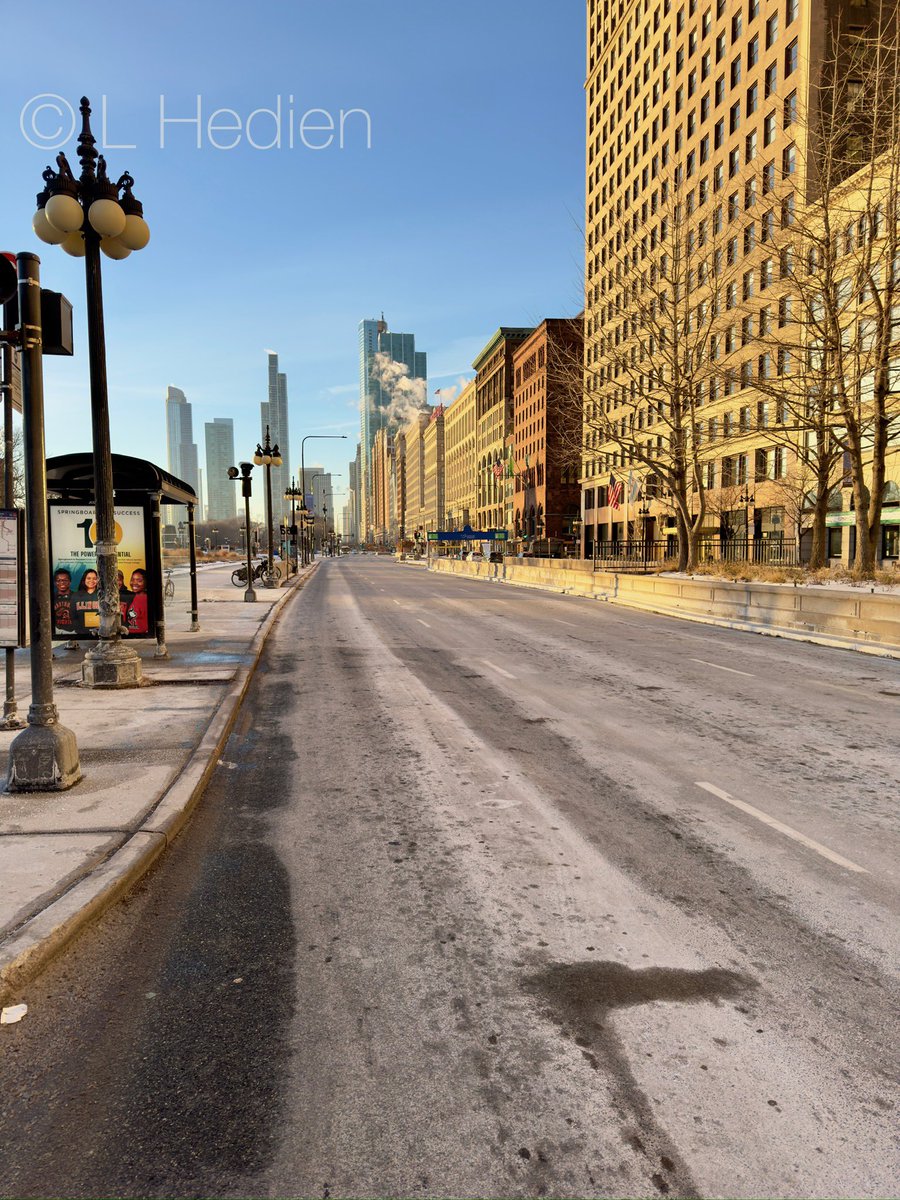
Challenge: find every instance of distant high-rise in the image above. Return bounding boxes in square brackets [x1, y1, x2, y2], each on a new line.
[165, 386, 199, 493]
[205, 419, 237, 522]
[358, 316, 426, 542]
[261, 352, 291, 513]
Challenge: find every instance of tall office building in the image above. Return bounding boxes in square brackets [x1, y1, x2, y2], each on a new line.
[581, 0, 897, 555]
[205, 418, 237, 522]
[358, 315, 427, 542]
[165, 386, 199, 492]
[261, 352, 291, 513]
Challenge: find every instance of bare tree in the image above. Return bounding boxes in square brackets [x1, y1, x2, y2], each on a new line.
[759, 11, 900, 573]
[568, 179, 748, 571]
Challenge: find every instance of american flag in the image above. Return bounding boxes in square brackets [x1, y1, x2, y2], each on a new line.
[492, 460, 504, 478]
[608, 474, 623, 509]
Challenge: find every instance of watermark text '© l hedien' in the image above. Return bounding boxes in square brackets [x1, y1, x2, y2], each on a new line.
[19, 94, 372, 152]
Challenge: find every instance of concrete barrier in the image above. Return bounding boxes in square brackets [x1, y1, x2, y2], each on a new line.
[430, 558, 900, 652]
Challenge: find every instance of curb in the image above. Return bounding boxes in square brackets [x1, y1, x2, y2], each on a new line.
[427, 564, 900, 660]
[0, 565, 316, 1004]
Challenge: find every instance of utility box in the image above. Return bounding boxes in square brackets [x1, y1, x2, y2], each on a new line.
[40, 291, 74, 356]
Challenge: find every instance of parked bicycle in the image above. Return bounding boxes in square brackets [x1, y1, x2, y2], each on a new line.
[163, 569, 175, 604]
[231, 559, 282, 588]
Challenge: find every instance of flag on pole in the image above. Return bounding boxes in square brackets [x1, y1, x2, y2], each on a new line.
[492, 460, 503, 479]
[628, 470, 642, 504]
[608, 474, 623, 509]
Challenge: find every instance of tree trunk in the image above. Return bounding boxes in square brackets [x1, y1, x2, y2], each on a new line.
[852, 474, 875, 575]
[807, 455, 833, 570]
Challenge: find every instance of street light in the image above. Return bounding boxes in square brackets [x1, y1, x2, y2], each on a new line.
[253, 424, 282, 583]
[283, 478, 304, 573]
[299, 434, 348, 565]
[32, 96, 150, 688]
[310, 473, 341, 557]
[227, 462, 256, 602]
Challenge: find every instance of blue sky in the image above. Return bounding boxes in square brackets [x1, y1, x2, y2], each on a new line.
[1, 0, 585, 507]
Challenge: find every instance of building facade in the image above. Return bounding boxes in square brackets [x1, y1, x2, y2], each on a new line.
[422, 406, 445, 535]
[473, 328, 532, 531]
[582, 0, 899, 565]
[444, 380, 477, 531]
[512, 318, 583, 551]
[165, 386, 199, 492]
[204, 418, 237, 522]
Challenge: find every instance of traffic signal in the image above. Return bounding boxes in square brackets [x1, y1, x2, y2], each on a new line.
[0, 253, 16, 307]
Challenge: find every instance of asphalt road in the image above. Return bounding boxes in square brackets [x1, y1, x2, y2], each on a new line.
[0, 557, 897, 1199]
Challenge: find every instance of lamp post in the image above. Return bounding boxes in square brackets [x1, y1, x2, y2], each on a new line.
[309, 473, 341, 557]
[299, 434, 348, 565]
[211, 527, 218, 551]
[253, 425, 281, 583]
[227, 462, 256, 602]
[32, 96, 150, 689]
[283, 478, 303, 573]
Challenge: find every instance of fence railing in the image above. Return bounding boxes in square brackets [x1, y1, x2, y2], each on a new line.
[588, 537, 801, 571]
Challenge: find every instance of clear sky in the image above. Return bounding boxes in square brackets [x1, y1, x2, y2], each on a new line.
[0, 0, 585, 511]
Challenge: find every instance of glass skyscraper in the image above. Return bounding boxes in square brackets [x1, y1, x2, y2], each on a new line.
[358, 316, 426, 542]
[261, 352, 291, 514]
[204, 418, 237, 521]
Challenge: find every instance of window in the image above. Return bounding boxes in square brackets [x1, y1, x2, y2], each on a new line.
[762, 161, 775, 193]
[716, 32, 726, 62]
[745, 130, 757, 162]
[761, 208, 774, 241]
[714, 117, 725, 147]
[731, 11, 742, 42]
[781, 194, 795, 226]
[729, 148, 740, 177]
[744, 223, 756, 254]
[731, 56, 742, 87]
[743, 269, 754, 299]
[778, 296, 792, 326]
[747, 82, 758, 115]
[759, 305, 771, 335]
[782, 143, 796, 176]
[783, 90, 797, 127]
[745, 177, 757, 207]
[760, 257, 773, 289]
[765, 13, 778, 48]
[764, 63, 777, 97]
[785, 39, 798, 77]
[786, 0, 798, 24]
[763, 111, 776, 145]
[730, 100, 741, 132]
[748, 34, 759, 68]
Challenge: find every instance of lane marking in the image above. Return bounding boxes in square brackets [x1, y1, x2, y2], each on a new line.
[417, 619, 431, 628]
[480, 659, 517, 680]
[553, 619, 577, 627]
[695, 782, 867, 873]
[392, 599, 402, 606]
[690, 658, 755, 677]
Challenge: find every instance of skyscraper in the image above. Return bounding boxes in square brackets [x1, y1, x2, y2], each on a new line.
[358, 316, 427, 542]
[205, 418, 237, 521]
[261, 352, 291, 512]
[165, 386, 199, 493]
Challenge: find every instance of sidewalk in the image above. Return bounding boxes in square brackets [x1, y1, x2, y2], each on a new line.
[0, 559, 313, 1004]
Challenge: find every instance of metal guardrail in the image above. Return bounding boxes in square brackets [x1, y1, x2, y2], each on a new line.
[589, 538, 801, 571]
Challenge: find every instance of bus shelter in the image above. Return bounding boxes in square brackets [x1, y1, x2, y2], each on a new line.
[45, 453, 199, 656]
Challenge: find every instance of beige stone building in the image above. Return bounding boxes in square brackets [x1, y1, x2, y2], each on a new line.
[400, 410, 432, 547]
[422, 407, 445, 534]
[582, 0, 899, 566]
[444, 380, 477, 531]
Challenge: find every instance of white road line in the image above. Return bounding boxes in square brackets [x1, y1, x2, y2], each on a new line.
[417, 619, 431, 628]
[480, 659, 517, 680]
[695, 782, 868, 874]
[553, 619, 577, 627]
[690, 658, 755, 677]
[392, 599, 402, 606]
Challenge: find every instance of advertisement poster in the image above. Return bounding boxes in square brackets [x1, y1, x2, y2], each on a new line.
[48, 503, 153, 640]
[0, 510, 25, 648]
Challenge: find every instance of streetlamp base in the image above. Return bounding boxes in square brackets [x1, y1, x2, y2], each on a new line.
[244, 587, 257, 603]
[6, 722, 82, 792]
[82, 639, 144, 689]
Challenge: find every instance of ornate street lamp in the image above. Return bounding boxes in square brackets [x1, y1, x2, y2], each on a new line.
[227, 462, 256, 603]
[284, 478, 304, 572]
[32, 97, 150, 688]
[253, 425, 282, 583]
